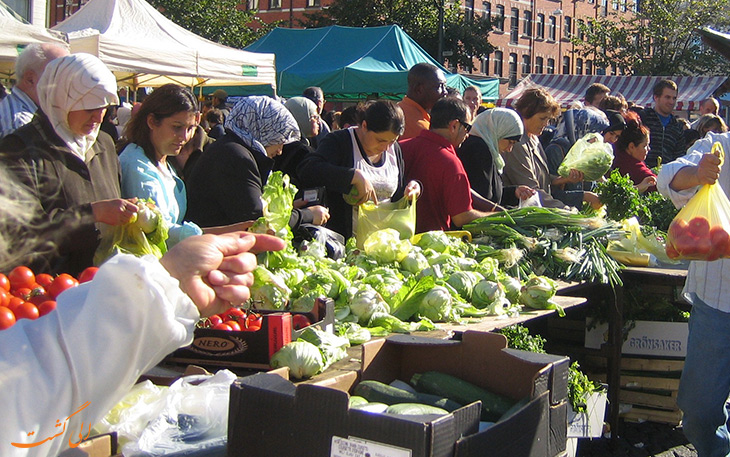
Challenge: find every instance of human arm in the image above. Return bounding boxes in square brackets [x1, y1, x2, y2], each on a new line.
[471, 189, 504, 212]
[636, 175, 658, 193]
[452, 208, 493, 228]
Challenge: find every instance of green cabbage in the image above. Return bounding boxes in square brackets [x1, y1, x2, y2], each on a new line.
[416, 231, 452, 253]
[298, 326, 350, 370]
[348, 285, 390, 325]
[250, 171, 298, 240]
[336, 322, 372, 345]
[417, 286, 452, 322]
[473, 280, 512, 315]
[446, 271, 485, 302]
[363, 229, 411, 263]
[270, 341, 324, 379]
[519, 276, 564, 317]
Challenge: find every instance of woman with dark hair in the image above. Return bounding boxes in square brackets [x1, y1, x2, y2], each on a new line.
[504, 88, 600, 209]
[611, 112, 657, 193]
[185, 96, 329, 230]
[119, 84, 248, 247]
[297, 100, 420, 238]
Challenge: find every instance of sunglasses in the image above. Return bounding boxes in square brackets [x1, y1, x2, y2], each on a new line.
[458, 120, 472, 133]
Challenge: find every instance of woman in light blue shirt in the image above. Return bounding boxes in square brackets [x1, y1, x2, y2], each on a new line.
[119, 84, 248, 246]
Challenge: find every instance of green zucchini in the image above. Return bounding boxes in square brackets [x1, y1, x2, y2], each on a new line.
[351, 402, 389, 413]
[349, 395, 369, 407]
[410, 371, 516, 421]
[385, 403, 449, 416]
[353, 380, 462, 411]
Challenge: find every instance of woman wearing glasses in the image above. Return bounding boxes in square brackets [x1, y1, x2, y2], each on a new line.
[297, 100, 420, 238]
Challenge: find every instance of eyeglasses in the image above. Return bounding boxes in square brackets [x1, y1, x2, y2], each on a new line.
[458, 120, 472, 133]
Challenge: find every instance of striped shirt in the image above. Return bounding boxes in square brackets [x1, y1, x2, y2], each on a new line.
[656, 131, 730, 313]
[0, 88, 37, 139]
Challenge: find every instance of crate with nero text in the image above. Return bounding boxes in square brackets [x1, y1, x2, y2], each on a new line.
[165, 298, 333, 370]
[228, 330, 569, 457]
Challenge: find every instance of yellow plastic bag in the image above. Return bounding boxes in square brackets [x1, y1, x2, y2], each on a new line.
[557, 133, 614, 181]
[666, 142, 730, 261]
[356, 198, 416, 249]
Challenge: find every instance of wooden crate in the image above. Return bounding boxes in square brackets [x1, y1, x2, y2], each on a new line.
[585, 355, 684, 426]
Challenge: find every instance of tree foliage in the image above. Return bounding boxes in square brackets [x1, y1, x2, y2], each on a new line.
[147, 0, 280, 49]
[300, 0, 494, 70]
[572, 0, 730, 75]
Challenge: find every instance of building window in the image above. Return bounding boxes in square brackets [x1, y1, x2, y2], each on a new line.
[535, 56, 544, 74]
[510, 8, 519, 43]
[536, 13, 545, 39]
[306, 0, 319, 6]
[577, 19, 585, 40]
[576, 58, 583, 75]
[547, 58, 555, 74]
[494, 50, 503, 76]
[612, 0, 619, 9]
[5, 0, 29, 20]
[496, 5, 505, 31]
[523, 10, 532, 36]
[465, 0, 474, 20]
[548, 16, 557, 41]
[481, 54, 490, 74]
[562, 56, 571, 74]
[269, 0, 281, 8]
[563, 16, 572, 39]
[586, 60, 593, 75]
[247, 0, 259, 9]
[509, 53, 518, 87]
[522, 54, 531, 75]
[482, 1, 491, 19]
[611, 63, 617, 75]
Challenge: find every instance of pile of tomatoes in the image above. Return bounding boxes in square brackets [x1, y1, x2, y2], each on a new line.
[666, 216, 730, 261]
[198, 307, 264, 332]
[0, 265, 99, 331]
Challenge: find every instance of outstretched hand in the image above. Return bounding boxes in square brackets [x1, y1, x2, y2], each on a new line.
[159, 232, 286, 317]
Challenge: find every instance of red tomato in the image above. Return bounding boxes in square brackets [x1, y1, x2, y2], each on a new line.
[292, 314, 312, 330]
[709, 226, 730, 259]
[0, 306, 15, 330]
[688, 216, 711, 238]
[0, 274, 9, 292]
[208, 315, 223, 327]
[0, 289, 8, 308]
[37, 300, 57, 317]
[35, 273, 54, 289]
[48, 274, 78, 299]
[668, 219, 689, 241]
[224, 320, 242, 332]
[213, 323, 232, 331]
[7, 297, 25, 313]
[14, 302, 39, 320]
[243, 313, 262, 331]
[29, 293, 52, 306]
[13, 287, 32, 300]
[8, 266, 35, 290]
[665, 242, 680, 259]
[77, 267, 99, 284]
[222, 308, 245, 321]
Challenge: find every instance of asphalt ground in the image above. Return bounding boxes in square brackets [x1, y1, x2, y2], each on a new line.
[575, 421, 696, 457]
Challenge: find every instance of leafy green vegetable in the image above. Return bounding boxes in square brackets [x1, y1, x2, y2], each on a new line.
[497, 324, 546, 353]
[596, 169, 650, 223]
[568, 362, 604, 413]
[415, 231, 453, 253]
[270, 341, 324, 379]
[446, 271, 484, 302]
[417, 286, 453, 322]
[94, 199, 169, 264]
[298, 326, 350, 370]
[519, 276, 564, 317]
[336, 322, 372, 345]
[363, 229, 411, 263]
[348, 284, 390, 325]
[250, 171, 298, 240]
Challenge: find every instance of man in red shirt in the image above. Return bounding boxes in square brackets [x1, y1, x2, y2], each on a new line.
[397, 63, 448, 140]
[400, 97, 497, 232]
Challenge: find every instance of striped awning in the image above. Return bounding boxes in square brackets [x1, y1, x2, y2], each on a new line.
[497, 74, 728, 111]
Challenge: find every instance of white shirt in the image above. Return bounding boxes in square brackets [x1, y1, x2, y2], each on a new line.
[0, 254, 199, 457]
[657, 131, 730, 312]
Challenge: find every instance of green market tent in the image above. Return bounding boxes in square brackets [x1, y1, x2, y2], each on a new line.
[242, 25, 498, 101]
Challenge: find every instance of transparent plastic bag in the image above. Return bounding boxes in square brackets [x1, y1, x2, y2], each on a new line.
[666, 142, 730, 261]
[94, 370, 236, 457]
[557, 133, 614, 182]
[356, 198, 416, 249]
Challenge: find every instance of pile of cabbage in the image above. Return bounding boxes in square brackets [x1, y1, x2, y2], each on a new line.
[249, 227, 562, 346]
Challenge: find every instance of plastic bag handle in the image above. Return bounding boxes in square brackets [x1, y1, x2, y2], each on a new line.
[712, 141, 724, 167]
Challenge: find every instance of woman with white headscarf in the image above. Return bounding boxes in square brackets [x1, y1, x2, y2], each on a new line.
[0, 53, 138, 276]
[457, 108, 536, 208]
[185, 95, 329, 229]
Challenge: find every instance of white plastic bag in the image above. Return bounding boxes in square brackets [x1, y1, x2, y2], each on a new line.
[519, 192, 543, 208]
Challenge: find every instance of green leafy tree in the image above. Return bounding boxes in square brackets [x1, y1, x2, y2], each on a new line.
[572, 0, 730, 75]
[147, 0, 280, 49]
[301, 0, 494, 70]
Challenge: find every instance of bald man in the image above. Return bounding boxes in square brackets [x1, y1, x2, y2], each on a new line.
[0, 43, 69, 138]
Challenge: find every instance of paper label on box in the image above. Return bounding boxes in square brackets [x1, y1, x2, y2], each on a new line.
[330, 436, 412, 457]
[585, 320, 688, 357]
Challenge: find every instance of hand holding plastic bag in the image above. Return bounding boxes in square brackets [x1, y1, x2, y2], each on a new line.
[666, 142, 730, 261]
[557, 133, 614, 182]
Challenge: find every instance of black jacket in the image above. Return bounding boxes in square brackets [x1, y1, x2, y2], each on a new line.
[639, 108, 687, 167]
[457, 135, 518, 208]
[185, 130, 312, 229]
[297, 129, 407, 238]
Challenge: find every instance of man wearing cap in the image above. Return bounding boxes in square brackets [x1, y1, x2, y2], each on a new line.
[302, 86, 330, 149]
[211, 89, 230, 120]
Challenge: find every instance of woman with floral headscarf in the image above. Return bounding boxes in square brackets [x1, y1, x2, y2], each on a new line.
[272, 96, 320, 188]
[0, 53, 138, 276]
[457, 108, 536, 208]
[185, 95, 329, 229]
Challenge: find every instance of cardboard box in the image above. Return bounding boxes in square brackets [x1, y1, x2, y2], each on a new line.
[166, 298, 333, 369]
[585, 319, 688, 358]
[228, 331, 569, 457]
[567, 392, 607, 438]
[57, 432, 121, 457]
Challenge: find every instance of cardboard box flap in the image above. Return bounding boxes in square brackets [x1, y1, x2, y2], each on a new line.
[454, 391, 550, 457]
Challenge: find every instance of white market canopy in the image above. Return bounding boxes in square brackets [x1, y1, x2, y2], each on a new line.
[52, 0, 276, 91]
[0, 13, 69, 77]
[498, 74, 728, 111]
